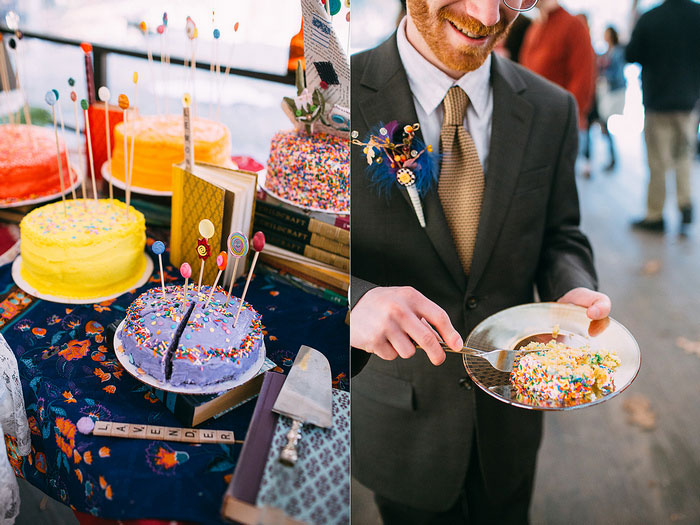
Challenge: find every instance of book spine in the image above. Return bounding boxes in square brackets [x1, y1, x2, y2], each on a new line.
[254, 214, 311, 243]
[309, 218, 350, 244]
[303, 245, 349, 271]
[255, 199, 310, 229]
[309, 232, 349, 257]
[258, 230, 307, 256]
[153, 388, 196, 427]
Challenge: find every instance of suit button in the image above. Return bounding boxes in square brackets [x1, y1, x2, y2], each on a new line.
[466, 296, 478, 309]
[458, 377, 473, 391]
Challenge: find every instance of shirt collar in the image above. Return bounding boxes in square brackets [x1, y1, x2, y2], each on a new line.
[396, 16, 492, 120]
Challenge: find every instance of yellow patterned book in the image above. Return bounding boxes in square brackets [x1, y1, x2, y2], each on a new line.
[171, 162, 257, 287]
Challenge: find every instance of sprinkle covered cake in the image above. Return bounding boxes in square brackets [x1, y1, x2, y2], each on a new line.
[510, 341, 621, 406]
[119, 285, 264, 387]
[110, 115, 232, 192]
[265, 130, 349, 212]
[19, 199, 146, 299]
[0, 124, 75, 202]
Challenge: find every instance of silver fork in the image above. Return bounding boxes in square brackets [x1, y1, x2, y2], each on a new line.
[418, 333, 584, 373]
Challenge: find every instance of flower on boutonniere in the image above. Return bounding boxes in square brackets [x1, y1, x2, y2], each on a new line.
[352, 121, 438, 228]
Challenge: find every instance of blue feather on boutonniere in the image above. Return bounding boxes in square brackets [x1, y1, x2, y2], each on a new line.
[352, 121, 439, 227]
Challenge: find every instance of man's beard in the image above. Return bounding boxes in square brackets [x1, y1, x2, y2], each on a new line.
[408, 0, 510, 72]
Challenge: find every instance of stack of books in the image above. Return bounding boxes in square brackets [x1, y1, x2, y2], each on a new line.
[254, 190, 349, 295]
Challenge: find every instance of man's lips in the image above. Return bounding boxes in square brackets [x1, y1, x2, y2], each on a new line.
[446, 19, 489, 40]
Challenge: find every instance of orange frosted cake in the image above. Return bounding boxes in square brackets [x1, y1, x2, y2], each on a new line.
[110, 115, 232, 192]
[0, 124, 75, 202]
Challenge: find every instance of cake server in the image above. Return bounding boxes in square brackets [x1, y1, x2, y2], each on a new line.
[272, 345, 332, 466]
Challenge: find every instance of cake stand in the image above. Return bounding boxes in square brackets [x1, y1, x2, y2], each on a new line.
[101, 160, 173, 197]
[462, 303, 641, 411]
[11, 254, 153, 305]
[112, 319, 267, 394]
[0, 167, 83, 208]
[257, 168, 349, 216]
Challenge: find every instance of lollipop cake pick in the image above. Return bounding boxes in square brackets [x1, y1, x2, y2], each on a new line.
[117, 93, 130, 218]
[55, 88, 77, 199]
[233, 231, 264, 327]
[225, 231, 249, 306]
[152, 241, 166, 296]
[81, 99, 98, 201]
[205, 251, 227, 308]
[69, 79, 88, 206]
[180, 262, 192, 313]
[196, 219, 214, 292]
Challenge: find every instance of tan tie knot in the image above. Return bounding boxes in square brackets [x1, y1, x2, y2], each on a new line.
[443, 86, 469, 127]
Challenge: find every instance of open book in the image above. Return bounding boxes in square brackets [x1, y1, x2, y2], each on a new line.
[170, 162, 257, 287]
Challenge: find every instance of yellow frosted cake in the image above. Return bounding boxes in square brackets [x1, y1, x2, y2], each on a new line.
[110, 115, 232, 192]
[20, 199, 146, 299]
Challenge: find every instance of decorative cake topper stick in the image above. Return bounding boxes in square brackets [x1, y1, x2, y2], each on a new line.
[182, 93, 194, 171]
[185, 16, 198, 114]
[205, 251, 228, 308]
[55, 88, 77, 200]
[233, 231, 264, 327]
[80, 42, 96, 104]
[45, 90, 67, 215]
[220, 21, 240, 121]
[127, 72, 139, 210]
[197, 219, 214, 293]
[180, 262, 192, 313]
[225, 231, 249, 306]
[68, 79, 88, 207]
[6, 18, 32, 127]
[352, 122, 436, 228]
[139, 21, 159, 114]
[0, 29, 15, 123]
[81, 99, 98, 201]
[117, 93, 130, 218]
[151, 241, 166, 296]
[97, 86, 113, 205]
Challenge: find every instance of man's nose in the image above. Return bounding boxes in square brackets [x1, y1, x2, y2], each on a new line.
[462, 0, 501, 27]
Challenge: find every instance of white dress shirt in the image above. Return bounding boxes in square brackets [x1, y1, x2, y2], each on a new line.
[396, 17, 493, 173]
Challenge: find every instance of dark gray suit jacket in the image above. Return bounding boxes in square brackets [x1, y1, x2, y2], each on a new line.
[351, 34, 598, 512]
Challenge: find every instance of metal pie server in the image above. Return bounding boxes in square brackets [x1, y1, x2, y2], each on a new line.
[271, 345, 333, 466]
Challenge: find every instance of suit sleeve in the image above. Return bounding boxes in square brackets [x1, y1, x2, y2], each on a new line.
[349, 276, 378, 376]
[535, 94, 598, 300]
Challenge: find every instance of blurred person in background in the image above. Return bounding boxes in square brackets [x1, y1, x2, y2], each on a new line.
[626, 0, 700, 235]
[596, 25, 626, 172]
[519, 0, 596, 132]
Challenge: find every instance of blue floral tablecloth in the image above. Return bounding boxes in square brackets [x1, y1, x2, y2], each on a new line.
[0, 241, 349, 523]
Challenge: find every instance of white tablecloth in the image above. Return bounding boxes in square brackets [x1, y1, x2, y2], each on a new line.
[0, 333, 30, 524]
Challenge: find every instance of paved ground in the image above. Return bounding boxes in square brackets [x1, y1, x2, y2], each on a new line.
[352, 120, 700, 524]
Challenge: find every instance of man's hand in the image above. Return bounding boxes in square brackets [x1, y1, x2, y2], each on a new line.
[557, 287, 611, 320]
[350, 286, 463, 366]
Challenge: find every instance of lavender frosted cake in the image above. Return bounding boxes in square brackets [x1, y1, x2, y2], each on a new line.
[119, 285, 264, 387]
[169, 286, 263, 387]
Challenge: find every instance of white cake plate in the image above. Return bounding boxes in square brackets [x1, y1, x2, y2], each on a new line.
[0, 167, 83, 208]
[101, 160, 173, 197]
[113, 319, 267, 394]
[258, 168, 349, 216]
[11, 254, 153, 305]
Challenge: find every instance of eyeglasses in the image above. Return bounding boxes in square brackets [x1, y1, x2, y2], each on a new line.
[503, 0, 538, 12]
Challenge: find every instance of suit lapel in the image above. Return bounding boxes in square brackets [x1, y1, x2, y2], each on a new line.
[467, 56, 534, 294]
[357, 35, 467, 291]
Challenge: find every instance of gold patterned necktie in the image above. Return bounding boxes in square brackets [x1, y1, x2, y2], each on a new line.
[438, 86, 485, 274]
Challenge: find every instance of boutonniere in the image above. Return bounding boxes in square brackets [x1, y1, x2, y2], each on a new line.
[352, 121, 438, 228]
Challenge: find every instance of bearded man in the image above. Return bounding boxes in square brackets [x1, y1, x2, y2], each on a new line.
[350, 1, 611, 523]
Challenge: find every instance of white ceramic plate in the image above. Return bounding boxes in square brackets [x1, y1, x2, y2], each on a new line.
[113, 319, 267, 394]
[12, 254, 153, 305]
